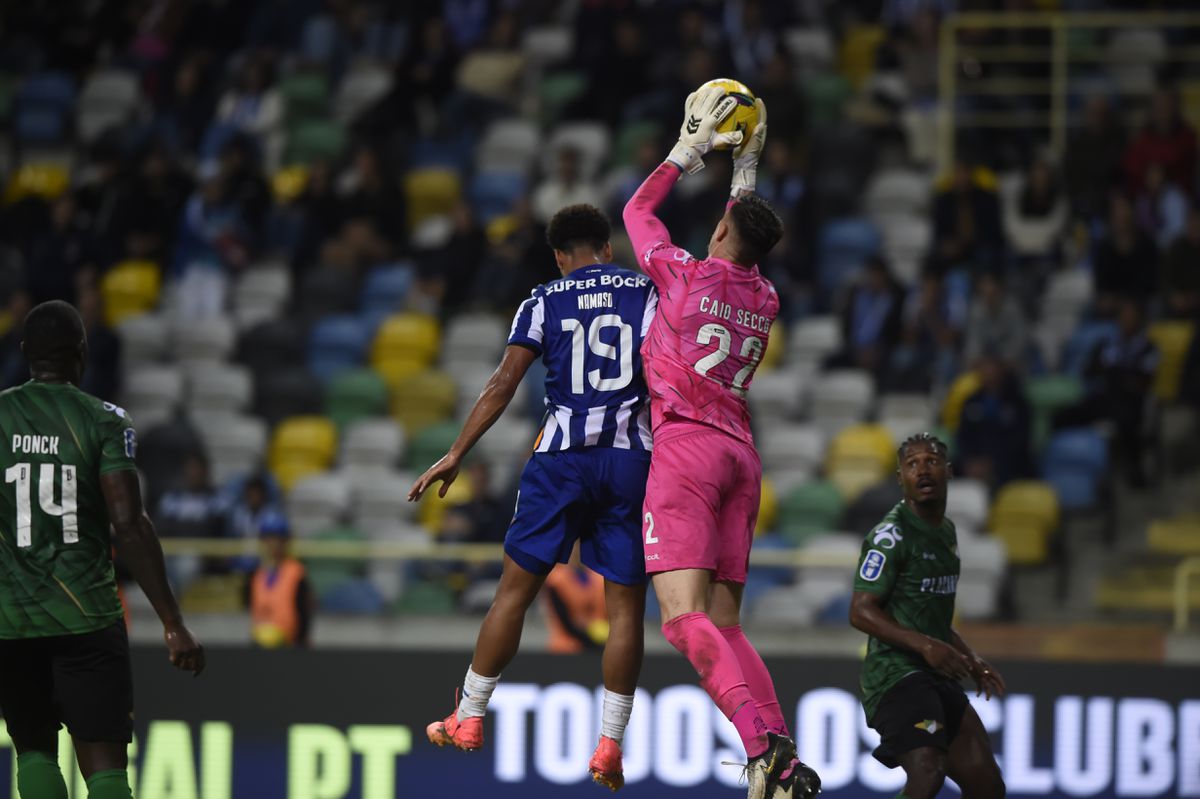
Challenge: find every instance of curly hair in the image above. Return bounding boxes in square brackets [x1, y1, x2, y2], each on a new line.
[728, 194, 783, 266]
[897, 432, 949, 463]
[546, 204, 612, 253]
[23, 300, 85, 368]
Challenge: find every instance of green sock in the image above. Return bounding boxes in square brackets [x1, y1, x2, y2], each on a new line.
[16, 751, 68, 799]
[86, 769, 133, 799]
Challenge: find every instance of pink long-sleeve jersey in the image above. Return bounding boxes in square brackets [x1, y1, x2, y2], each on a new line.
[622, 162, 780, 446]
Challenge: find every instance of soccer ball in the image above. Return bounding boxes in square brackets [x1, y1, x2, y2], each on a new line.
[697, 78, 759, 150]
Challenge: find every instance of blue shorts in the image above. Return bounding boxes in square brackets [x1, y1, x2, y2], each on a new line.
[505, 448, 650, 586]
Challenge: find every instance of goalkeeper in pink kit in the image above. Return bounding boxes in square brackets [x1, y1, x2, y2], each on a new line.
[623, 87, 821, 799]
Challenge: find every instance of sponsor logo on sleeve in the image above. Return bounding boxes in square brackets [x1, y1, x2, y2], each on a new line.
[872, 524, 903, 549]
[859, 549, 887, 582]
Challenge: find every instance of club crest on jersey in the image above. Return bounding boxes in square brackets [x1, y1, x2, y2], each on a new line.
[102, 402, 128, 419]
[915, 719, 941, 734]
[860, 549, 886, 582]
[872, 524, 903, 549]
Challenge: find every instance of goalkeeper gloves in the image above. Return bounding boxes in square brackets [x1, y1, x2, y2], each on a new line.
[667, 86, 744, 174]
[731, 98, 768, 197]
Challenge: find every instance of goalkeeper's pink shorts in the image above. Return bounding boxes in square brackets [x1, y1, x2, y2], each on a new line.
[641, 422, 761, 585]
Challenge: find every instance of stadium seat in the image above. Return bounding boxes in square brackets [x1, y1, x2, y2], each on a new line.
[123, 366, 185, 429]
[286, 119, 345, 165]
[116, 314, 169, 371]
[941, 371, 981, 432]
[543, 122, 611, 181]
[14, 71, 75, 144]
[474, 415, 536, 470]
[817, 218, 881, 296]
[1148, 321, 1194, 402]
[452, 365, 530, 422]
[779, 481, 845, 546]
[1045, 471, 1099, 513]
[309, 315, 372, 382]
[360, 263, 415, 316]
[371, 313, 441, 372]
[389, 367, 456, 433]
[1026, 374, 1084, 450]
[803, 73, 852, 130]
[1106, 28, 1166, 95]
[864, 169, 930, 218]
[827, 461, 888, 503]
[253, 368, 324, 428]
[784, 28, 835, 72]
[826, 424, 895, 500]
[759, 424, 824, 491]
[878, 212, 932, 287]
[611, 120, 662, 167]
[403, 168, 462, 230]
[272, 164, 309, 204]
[757, 477, 779, 535]
[788, 316, 843, 367]
[102, 261, 162, 326]
[878, 392, 934, 445]
[76, 69, 139, 142]
[196, 414, 268, 485]
[4, 162, 70, 204]
[1043, 428, 1109, 479]
[171, 315, 236, 365]
[333, 64, 392, 125]
[838, 24, 886, 89]
[296, 266, 359, 322]
[476, 118, 541, 174]
[748, 366, 807, 423]
[233, 265, 292, 330]
[945, 478, 990, 532]
[468, 170, 528, 223]
[185, 362, 252, 415]
[280, 72, 329, 124]
[287, 472, 351, 538]
[442, 313, 507, 367]
[304, 526, 365, 598]
[325, 368, 389, 429]
[521, 26, 573, 65]
[809, 369, 875, 437]
[237, 318, 307, 375]
[341, 418, 405, 470]
[268, 416, 338, 491]
[406, 421, 461, 472]
[349, 469, 417, 529]
[321, 579, 386, 615]
[1147, 515, 1200, 556]
[1041, 270, 1093, 321]
[1061, 321, 1118, 377]
[988, 480, 1059, 566]
[395, 579, 457, 614]
[416, 470, 475, 534]
[537, 71, 586, 126]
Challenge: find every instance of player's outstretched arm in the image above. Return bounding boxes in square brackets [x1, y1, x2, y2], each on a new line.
[949, 628, 1006, 699]
[102, 470, 206, 675]
[849, 591, 972, 681]
[730, 98, 767, 199]
[408, 344, 537, 501]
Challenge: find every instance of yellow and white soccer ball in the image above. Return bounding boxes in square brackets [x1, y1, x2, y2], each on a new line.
[697, 78, 759, 150]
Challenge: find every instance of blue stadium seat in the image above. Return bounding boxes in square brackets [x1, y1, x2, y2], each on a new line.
[1062, 321, 1118, 377]
[410, 134, 476, 172]
[360, 263, 415, 315]
[319, 579, 385, 614]
[1043, 428, 1109, 479]
[1045, 471, 1099, 512]
[308, 315, 372, 382]
[15, 71, 76, 143]
[469, 171, 528, 222]
[301, 16, 339, 64]
[817, 217, 881, 296]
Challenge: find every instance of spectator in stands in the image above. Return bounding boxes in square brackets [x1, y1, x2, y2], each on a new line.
[471, 197, 548, 310]
[155, 452, 224, 592]
[337, 144, 406, 257]
[159, 53, 218, 155]
[829, 255, 904, 379]
[225, 473, 280, 545]
[357, 15, 459, 140]
[575, 14, 651, 128]
[930, 157, 1005, 275]
[1123, 86, 1198, 197]
[532, 147, 603, 226]
[541, 545, 608, 655]
[419, 202, 488, 314]
[889, 271, 965, 391]
[726, 0, 779, 81]
[73, 142, 130, 265]
[1093, 192, 1159, 316]
[292, 159, 341, 271]
[444, 0, 492, 51]
[1005, 155, 1067, 262]
[1064, 94, 1127, 223]
[956, 352, 1033, 491]
[1059, 298, 1158, 486]
[454, 11, 526, 115]
[892, 6, 941, 104]
[25, 195, 95, 307]
[171, 163, 247, 318]
[1135, 163, 1189, 249]
[247, 512, 314, 648]
[118, 141, 195, 266]
[78, 284, 121, 404]
[1163, 205, 1200, 318]
[963, 272, 1028, 372]
[753, 50, 806, 143]
[215, 56, 284, 170]
[438, 461, 511, 546]
[0, 290, 33, 390]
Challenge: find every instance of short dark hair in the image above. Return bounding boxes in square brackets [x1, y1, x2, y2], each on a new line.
[545, 204, 611, 253]
[728, 194, 783, 265]
[897, 432, 949, 463]
[22, 300, 85, 368]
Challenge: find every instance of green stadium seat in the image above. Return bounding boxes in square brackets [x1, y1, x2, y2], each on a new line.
[612, 120, 662, 167]
[286, 119, 346, 165]
[406, 421, 461, 472]
[280, 72, 329, 123]
[304, 527, 366, 598]
[779, 481, 845, 546]
[803, 73, 852, 129]
[395, 579, 457, 615]
[538, 71, 587, 126]
[325, 368, 389, 429]
[1026, 374, 1084, 451]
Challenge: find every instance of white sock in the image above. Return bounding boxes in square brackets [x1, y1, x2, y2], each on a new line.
[600, 689, 635, 746]
[457, 667, 499, 721]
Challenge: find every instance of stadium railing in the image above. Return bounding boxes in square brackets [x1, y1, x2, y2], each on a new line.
[1175, 556, 1200, 631]
[936, 10, 1200, 173]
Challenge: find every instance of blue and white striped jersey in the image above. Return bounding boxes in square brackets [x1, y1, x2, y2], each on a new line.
[508, 264, 657, 452]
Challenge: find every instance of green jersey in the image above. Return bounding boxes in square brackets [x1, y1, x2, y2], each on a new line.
[853, 501, 960, 719]
[0, 381, 137, 638]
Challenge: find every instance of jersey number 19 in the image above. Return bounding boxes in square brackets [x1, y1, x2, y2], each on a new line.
[561, 315, 634, 394]
[5, 463, 79, 547]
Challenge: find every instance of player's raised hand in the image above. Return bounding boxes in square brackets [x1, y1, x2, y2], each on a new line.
[668, 86, 740, 175]
[971, 658, 1006, 700]
[731, 98, 767, 197]
[164, 619, 206, 676]
[408, 453, 461, 501]
[921, 638, 972, 681]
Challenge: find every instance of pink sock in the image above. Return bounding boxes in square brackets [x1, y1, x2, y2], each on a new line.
[662, 612, 769, 758]
[719, 624, 789, 736]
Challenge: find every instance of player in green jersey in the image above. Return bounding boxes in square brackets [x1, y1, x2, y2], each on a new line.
[849, 433, 1005, 799]
[0, 301, 205, 799]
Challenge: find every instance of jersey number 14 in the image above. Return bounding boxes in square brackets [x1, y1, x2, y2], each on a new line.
[5, 463, 79, 547]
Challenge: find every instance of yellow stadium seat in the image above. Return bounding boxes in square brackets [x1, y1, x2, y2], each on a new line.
[268, 416, 338, 491]
[838, 25, 886, 89]
[272, 164, 309, 203]
[391, 369, 457, 433]
[759, 321, 785, 373]
[4, 163, 69, 204]
[829, 463, 887, 503]
[987, 480, 1060, 565]
[1181, 79, 1200, 132]
[404, 168, 462, 230]
[1147, 515, 1200, 556]
[755, 476, 778, 536]
[827, 423, 896, 474]
[418, 472, 475, 534]
[1147, 321, 1194, 402]
[990, 523, 1050, 566]
[101, 260, 162, 326]
[371, 313, 441, 371]
[942, 371, 981, 432]
[374, 359, 430, 392]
